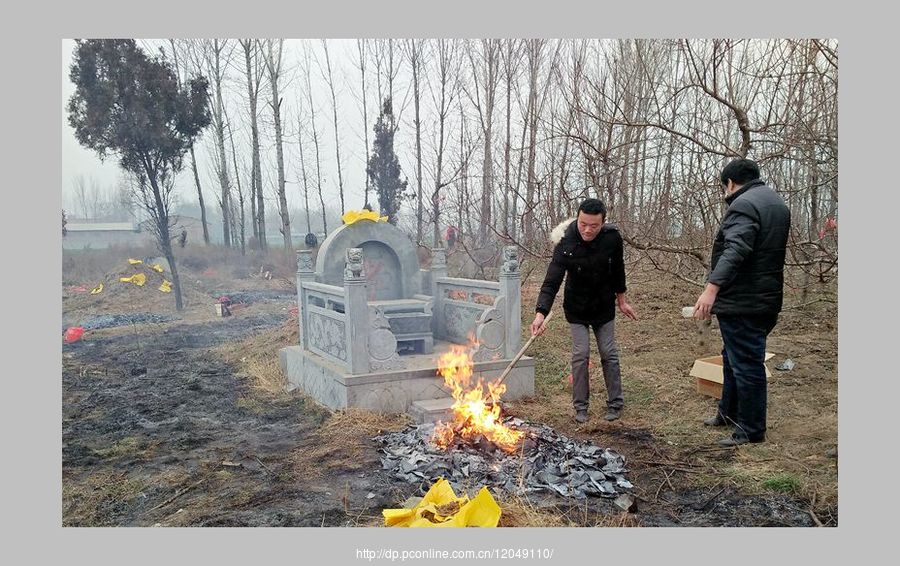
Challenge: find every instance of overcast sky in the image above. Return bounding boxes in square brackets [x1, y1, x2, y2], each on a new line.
[61, 38, 393, 218]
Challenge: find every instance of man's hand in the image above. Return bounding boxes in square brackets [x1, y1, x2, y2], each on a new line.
[531, 312, 547, 336]
[693, 283, 720, 320]
[618, 301, 638, 321]
[616, 294, 638, 321]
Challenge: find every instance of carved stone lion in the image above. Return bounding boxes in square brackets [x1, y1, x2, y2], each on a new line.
[501, 245, 519, 275]
[344, 248, 365, 279]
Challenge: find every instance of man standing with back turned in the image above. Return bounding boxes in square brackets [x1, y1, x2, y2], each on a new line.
[694, 158, 791, 446]
[532, 198, 637, 424]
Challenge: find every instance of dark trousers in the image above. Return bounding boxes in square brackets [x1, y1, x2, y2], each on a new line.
[570, 321, 624, 411]
[716, 313, 778, 441]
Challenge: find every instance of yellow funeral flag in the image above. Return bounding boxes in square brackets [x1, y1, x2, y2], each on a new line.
[90, 282, 104, 295]
[128, 258, 143, 265]
[159, 279, 172, 293]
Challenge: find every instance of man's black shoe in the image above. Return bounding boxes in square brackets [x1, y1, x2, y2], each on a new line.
[718, 434, 764, 447]
[703, 415, 728, 427]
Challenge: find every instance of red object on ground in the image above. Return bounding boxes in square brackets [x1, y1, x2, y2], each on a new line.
[217, 295, 232, 305]
[289, 306, 299, 317]
[64, 326, 85, 343]
[564, 360, 595, 385]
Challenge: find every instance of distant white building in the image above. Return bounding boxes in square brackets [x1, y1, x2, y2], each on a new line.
[63, 221, 143, 250]
[63, 216, 209, 250]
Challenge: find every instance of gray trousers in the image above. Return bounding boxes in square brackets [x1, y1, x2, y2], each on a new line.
[570, 320, 624, 411]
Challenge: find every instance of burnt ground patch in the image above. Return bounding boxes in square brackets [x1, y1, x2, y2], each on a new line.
[62, 313, 393, 527]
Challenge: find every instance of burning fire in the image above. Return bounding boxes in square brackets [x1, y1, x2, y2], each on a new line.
[432, 345, 524, 453]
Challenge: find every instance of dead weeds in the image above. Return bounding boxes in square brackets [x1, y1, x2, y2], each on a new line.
[514, 263, 837, 521]
[292, 409, 411, 479]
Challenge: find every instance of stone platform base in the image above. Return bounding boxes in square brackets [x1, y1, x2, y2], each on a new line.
[408, 397, 455, 424]
[278, 340, 535, 415]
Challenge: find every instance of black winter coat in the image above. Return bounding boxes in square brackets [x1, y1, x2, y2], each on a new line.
[536, 221, 627, 326]
[709, 179, 791, 316]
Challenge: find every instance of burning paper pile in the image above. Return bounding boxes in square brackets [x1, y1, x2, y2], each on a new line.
[430, 345, 524, 453]
[375, 418, 633, 500]
[376, 342, 633, 499]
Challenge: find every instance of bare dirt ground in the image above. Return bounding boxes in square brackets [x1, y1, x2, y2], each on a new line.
[62, 246, 837, 527]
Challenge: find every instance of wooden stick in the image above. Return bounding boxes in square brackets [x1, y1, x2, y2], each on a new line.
[496, 311, 554, 386]
[150, 478, 205, 512]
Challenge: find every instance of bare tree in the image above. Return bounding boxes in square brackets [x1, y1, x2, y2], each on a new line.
[499, 39, 522, 238]
[262, 38, 292, 250]
[225, 112, 246, 254]
[239, 39, 267, 250]
[428, 39, 461, 247]
[404, 39, 427, 243]
[464, 39, 501, 245]
[301, 41, 328, 235]
[355, 39, 372, 208]
[296, 108, 313, 235]
[372, 39, 400, 118]
[319, 40, 346, 215]
[71, 174, 90, 218]
[197, 39, 236, 248]
[168, 39, 210, 245]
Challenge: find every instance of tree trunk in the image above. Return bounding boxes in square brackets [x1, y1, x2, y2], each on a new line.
[147, 171, 183, 312]
[265, 39, 291, 250]
[242, 39, 265, 251]
[322, 40, 345, 215]
[410, 40, 424, 243]
[357, 40, 371, 209]
[189, 145, 210, 245]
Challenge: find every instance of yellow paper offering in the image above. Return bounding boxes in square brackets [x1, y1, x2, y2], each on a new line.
[382, 478, 500, 528]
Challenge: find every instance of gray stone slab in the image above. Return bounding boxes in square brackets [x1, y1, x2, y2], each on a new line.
[408, 398, 454, 425]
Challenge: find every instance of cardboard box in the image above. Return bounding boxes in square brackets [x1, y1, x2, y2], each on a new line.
[691, 353, 774, 399]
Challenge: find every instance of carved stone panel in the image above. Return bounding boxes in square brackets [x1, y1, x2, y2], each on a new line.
[443, 302, 487, 344]
[307, 311, 347, 362]
[472, 296, 506, 362]
[368, 307, 405, 370]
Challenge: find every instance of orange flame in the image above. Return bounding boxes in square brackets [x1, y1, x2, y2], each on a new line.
[431, 344, 524, 453]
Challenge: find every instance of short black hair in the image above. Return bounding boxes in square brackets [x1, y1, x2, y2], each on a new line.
[720, 158, 761, 186]
[578, 198, 607, 218]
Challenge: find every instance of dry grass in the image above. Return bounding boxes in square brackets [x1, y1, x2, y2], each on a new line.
[62, 245, 297, 323]
[512, 264, 837, 517]
[497, 493, 573, 527]
[62, 471, 149, 527]
[292, 409, 411, 479]
[212, 313, 300, 402]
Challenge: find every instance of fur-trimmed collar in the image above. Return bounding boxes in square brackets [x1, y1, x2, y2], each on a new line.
[550, 218, 576, 244]
[550, 217, 618, 244]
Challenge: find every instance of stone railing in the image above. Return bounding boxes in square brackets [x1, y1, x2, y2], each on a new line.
[295, 245, 521, 371]
[430, 245, 522, 360]
[298, 281, 349, 368]
[297, 248, 404, 375]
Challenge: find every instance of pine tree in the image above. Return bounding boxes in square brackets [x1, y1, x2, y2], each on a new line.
[67, 39, 210, 311]
[366, 98, 407, 225]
